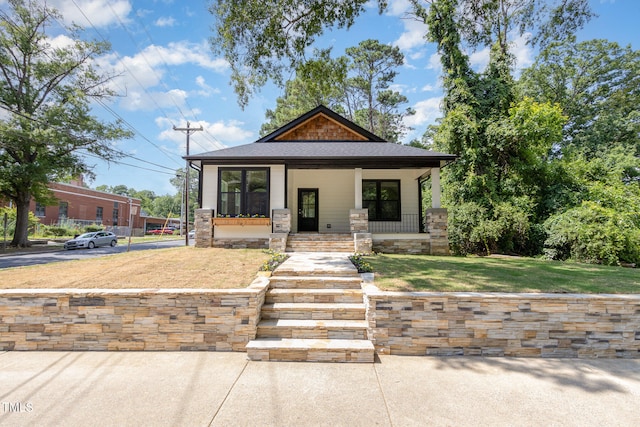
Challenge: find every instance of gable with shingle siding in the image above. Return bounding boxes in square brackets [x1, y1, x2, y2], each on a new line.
[275, 114, 369, 142]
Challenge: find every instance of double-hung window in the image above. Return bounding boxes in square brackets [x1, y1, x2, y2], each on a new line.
[35, 202, 46, 217]
[362, 180, 401, 221]
[218, 168, 269, 217]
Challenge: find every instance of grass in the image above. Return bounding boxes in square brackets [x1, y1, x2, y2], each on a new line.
[0, 247, 270, 289]
[365, 254, 640, 294]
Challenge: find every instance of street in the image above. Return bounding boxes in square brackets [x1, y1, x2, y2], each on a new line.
[0, 239, 187, 269]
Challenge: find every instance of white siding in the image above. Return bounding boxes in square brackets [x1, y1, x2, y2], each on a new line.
[214, 225, 271, 239]
[288, 169, 355, 233]
[270, 165, 286, 210]
[201, 165, 218, 210]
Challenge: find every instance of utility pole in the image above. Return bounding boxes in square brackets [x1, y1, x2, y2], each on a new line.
[173, 121, 203, 246]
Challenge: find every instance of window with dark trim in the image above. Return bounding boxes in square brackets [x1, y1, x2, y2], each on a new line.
[362, 180, 401, 221]
[35, 202, 46, 217]
[58, 202, 68, 220]
[218, 168, 269, 217]
[96, 207, 103, 222]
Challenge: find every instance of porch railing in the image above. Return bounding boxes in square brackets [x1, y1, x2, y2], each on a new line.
[368, 214, 423, 234]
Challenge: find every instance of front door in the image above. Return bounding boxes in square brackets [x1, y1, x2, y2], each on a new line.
[298, 189, 319, 232]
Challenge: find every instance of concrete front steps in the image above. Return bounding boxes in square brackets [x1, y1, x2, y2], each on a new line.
[246, 257, 374, 363]
[285, 233, 354, 253]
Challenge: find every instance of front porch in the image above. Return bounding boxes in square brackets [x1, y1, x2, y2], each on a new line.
[193, 206, 450, 255]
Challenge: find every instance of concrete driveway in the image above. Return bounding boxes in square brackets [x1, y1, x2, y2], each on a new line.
[1, 351, 638, 426]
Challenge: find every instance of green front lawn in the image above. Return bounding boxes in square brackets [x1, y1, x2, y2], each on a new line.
[365, 254, 639, 294]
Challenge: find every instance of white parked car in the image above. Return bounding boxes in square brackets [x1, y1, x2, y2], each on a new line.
[64, 231, 118, 250]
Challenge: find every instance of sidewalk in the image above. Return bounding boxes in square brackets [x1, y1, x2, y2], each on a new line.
[1, 351, 638, 426]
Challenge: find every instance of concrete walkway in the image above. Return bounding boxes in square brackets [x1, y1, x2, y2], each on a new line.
[276, 252, 358, 276]
[1, 351, 639, 426]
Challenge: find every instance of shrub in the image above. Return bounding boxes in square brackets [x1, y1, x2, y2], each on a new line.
[84, 224, 103, 232]
[544, 201, 640, 265]
[41, 225, 73, 237]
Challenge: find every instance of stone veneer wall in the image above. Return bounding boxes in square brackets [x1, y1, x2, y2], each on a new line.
[372, 239, 430, 254]
[354, 233, 372, 254]
[271, 209, 291, 234]
[0, 278, 269, 351]
[425, 208, 449, 255]
[212, 238, 268, 249]
[364, 284, 640, 358]
[194, 209, 214, 248]
[349, 209, 369, 233]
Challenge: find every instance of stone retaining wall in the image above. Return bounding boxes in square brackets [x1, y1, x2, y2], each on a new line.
[212, 238, 268, 249]
[372, 238, 430, 254]
[364, 284, 640, 358]
[0, 278, 269, 351]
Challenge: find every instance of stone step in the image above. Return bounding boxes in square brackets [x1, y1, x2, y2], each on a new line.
[260, 303, 366, 320]
[287, 233, 353, 242]
[266, 288, 364, 304]
[246, 338, 375, 363]
[286, 248, 354, 253]
[272, 262, 360, 277]
[268, 276, 363, 289]
[269, 272, 362, 289]
[257, 319, 368, 339]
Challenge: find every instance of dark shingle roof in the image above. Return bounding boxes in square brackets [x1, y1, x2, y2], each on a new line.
[185, 105, 456, 168]
[186, 141, 456, 168]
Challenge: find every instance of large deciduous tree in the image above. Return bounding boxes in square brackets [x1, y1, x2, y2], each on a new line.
[209, 0, 384, 108]
[0, 0, 132, 246]
[210, 0, 593, 107]
[519, 38, 640, 157]
[417, 0, 583, 255]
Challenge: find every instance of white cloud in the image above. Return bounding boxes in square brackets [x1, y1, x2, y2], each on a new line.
[46, 34, 75, 49]
[393, 18, 428, 51]
[386, 0, 412, 16]
[96, 41, 228, 109]
[50, 0, 132, 27]
[119, 89, 188, 111]
[421, 84, 435, 92]
[469, 47, 490, 71]
[511, 33, 534, 73]
[427, 52, 441, 71]
[155, 16, 176, 27]
[195, 76, 220, 97]
[404, 97, 443, 128]
[156, 118, 254, 153]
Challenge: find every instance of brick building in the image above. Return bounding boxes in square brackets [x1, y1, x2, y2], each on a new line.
[29, 179, 143, 231]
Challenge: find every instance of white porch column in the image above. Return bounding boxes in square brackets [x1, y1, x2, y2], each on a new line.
[354, 168, 363, 209]
[432, 167, 441, 208]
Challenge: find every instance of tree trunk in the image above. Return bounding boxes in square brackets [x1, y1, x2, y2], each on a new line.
[11, 192, 32, 247]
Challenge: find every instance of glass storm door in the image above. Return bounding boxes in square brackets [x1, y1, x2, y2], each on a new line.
[298, 189, 318, 232]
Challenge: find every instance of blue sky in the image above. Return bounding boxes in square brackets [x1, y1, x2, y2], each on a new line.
[4, 0, 640, 195]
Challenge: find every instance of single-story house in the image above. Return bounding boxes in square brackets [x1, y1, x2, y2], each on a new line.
[185, 105, 456, 254]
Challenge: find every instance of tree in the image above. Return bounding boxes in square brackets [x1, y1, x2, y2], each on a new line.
[260, 48, 349, 136]
[519, 38, 640, 157]
[0, 1, 132, 247]
[209, 0, 383, 108]
[261, 41, 413, 142]
[345, 39, 414, 141]
[418, 0, 572, 255]
[543, 149, 640, 265]
[210, 0, 592, 107]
